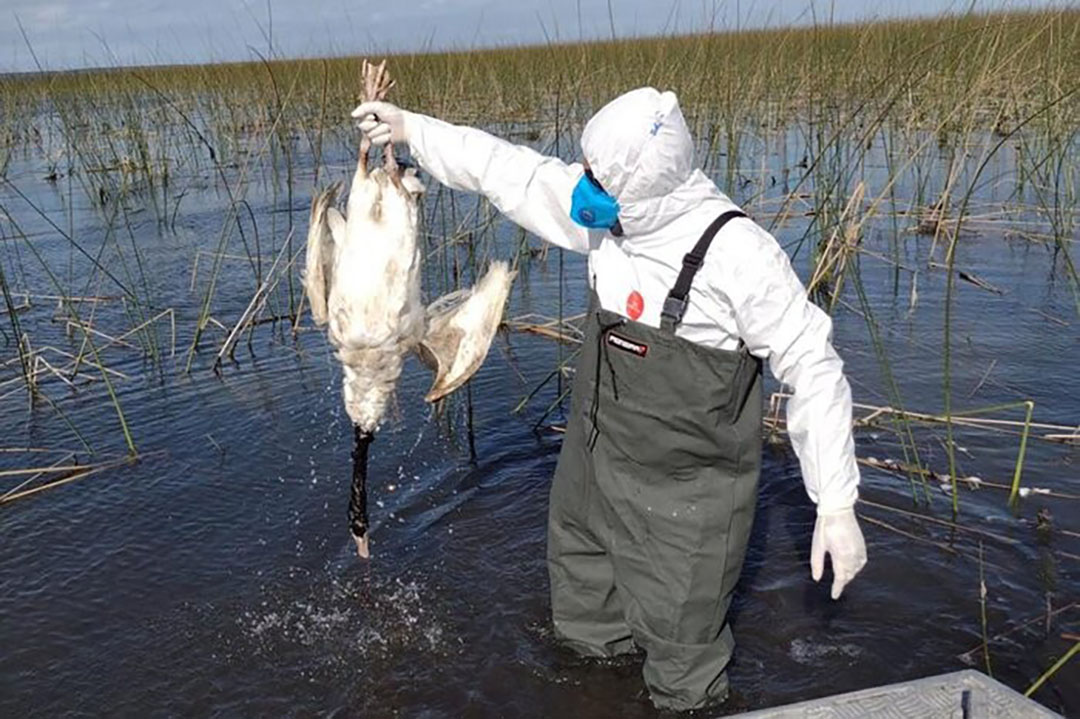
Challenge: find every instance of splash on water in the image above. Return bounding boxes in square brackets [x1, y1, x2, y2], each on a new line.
[236, 574, 451, 672]
[788, 637, 863, 665]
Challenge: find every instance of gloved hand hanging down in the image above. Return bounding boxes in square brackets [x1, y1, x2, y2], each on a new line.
[352, 101, 408, 146]
[810, 508, 867, 599]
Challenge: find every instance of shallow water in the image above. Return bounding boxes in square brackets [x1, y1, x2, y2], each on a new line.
[1, 121, 1077, 717]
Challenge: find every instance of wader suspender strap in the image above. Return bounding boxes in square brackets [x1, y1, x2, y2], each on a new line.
[660, 210, 748, 332]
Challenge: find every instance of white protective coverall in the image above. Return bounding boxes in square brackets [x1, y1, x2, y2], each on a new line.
[352, 87, 866, 709]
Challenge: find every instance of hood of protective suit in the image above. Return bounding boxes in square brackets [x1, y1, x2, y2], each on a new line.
[580, 87, 721, 236]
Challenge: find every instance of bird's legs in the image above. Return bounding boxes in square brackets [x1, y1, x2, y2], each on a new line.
[350, 426, 374, 559]
[383, 139, 399, 180]
[357, 133, 371, 178]
[361, 58, 394, 102]
[359, 58, 401, 186]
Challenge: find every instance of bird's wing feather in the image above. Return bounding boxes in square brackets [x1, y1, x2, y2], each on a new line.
[303, 183, 340, 326]
[324, 206, 346, 296]
[327, 207, 347, 246]
[419, 261, 514, 402]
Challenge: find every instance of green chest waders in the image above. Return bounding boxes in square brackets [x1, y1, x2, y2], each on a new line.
[547, 211, 763, 711]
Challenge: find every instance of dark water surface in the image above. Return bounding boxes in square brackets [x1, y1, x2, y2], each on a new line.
[1, 125, 1078, 717]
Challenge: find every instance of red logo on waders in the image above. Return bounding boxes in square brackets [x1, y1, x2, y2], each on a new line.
[626, 291, 644, 320]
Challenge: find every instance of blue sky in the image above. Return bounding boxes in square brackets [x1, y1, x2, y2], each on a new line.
[1, 0, 1070, 73]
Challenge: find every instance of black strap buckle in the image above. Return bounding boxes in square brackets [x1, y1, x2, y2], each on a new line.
[682, 253, 704, 270]
[661, 295, 688, 324]
[662, 209, 748, 330]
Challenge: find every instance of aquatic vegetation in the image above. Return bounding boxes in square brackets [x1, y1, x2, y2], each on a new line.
[0, 8, 1078, 710]
[0, 6, 1075, 524]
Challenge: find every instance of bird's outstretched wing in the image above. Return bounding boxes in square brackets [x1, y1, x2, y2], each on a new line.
[303, 183, 342, 326]
[417, 261, 515, 402]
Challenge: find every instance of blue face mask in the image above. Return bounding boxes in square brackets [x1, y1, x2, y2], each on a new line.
[570, 169, 620, 230]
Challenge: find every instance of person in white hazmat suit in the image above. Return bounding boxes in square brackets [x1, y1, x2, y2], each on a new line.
[352, 88, 867, 711]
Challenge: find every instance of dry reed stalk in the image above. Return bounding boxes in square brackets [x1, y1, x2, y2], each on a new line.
[1, 354, 31, 368]
[968, 359, 997, 398]
[846, 246, 917, 274]
[15, 294, 119, 303]
[927, 261, 1004, 294]
[0, 451, 157, 504]
[34, 346, 129, 380]
[807, 181, 865, 293]
[213, 228, 296, 368]
[915, 198, 948, 235]
[857, 497, 1023, 546]
[0, 298, 30, 316]
[979, 542, 993, 677]
[0, 464, 115, 504]
[510, 312, 586, 326]
[1030, 308, 1070, 327]
[857, 455, 1080, 500]
[861, 409, 1071, 441]
[63, 320, 138, 350]
[506, 312, 585, 345]
[108, 308, 176, 356]
[506, 322, 584, 345]
[0, 447, 83, 454]
[0, 460, 122, 478]
[768, 393, 1077, 440]
[0, 367, 47, 390]
[958, 602, 1079, 662]
[34, 356, 77, 390]
[1, 451, 76, 499]
[857, 513, 963, 558]
[0, 371, 48, 402]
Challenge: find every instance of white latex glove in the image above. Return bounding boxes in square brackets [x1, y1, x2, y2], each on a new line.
[810, 508, 867, 600]
[350, 101, 407, 147]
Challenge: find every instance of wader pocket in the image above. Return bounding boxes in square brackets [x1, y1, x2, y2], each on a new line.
[593, 326, 745, 474]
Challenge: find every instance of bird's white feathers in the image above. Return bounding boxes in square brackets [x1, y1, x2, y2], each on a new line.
[302, 183, 340, 327]
[305, 161, 511, 433]
[324, 165, 424, 432]
[418, 261, 515, 402]
[330, 166, 424, 353]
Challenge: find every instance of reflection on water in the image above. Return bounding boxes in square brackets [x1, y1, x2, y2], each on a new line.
[1, 125, 1078, 717]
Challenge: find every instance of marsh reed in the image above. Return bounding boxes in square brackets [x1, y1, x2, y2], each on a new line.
[0, 7, 1077, 499]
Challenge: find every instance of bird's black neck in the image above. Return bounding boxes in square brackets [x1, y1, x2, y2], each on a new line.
[349, 428, 374, 541]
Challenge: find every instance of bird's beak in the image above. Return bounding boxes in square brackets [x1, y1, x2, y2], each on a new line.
[353, 533, 370, 559]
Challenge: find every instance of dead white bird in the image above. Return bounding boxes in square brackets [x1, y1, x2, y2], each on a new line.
[304, 60, 514, 559]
